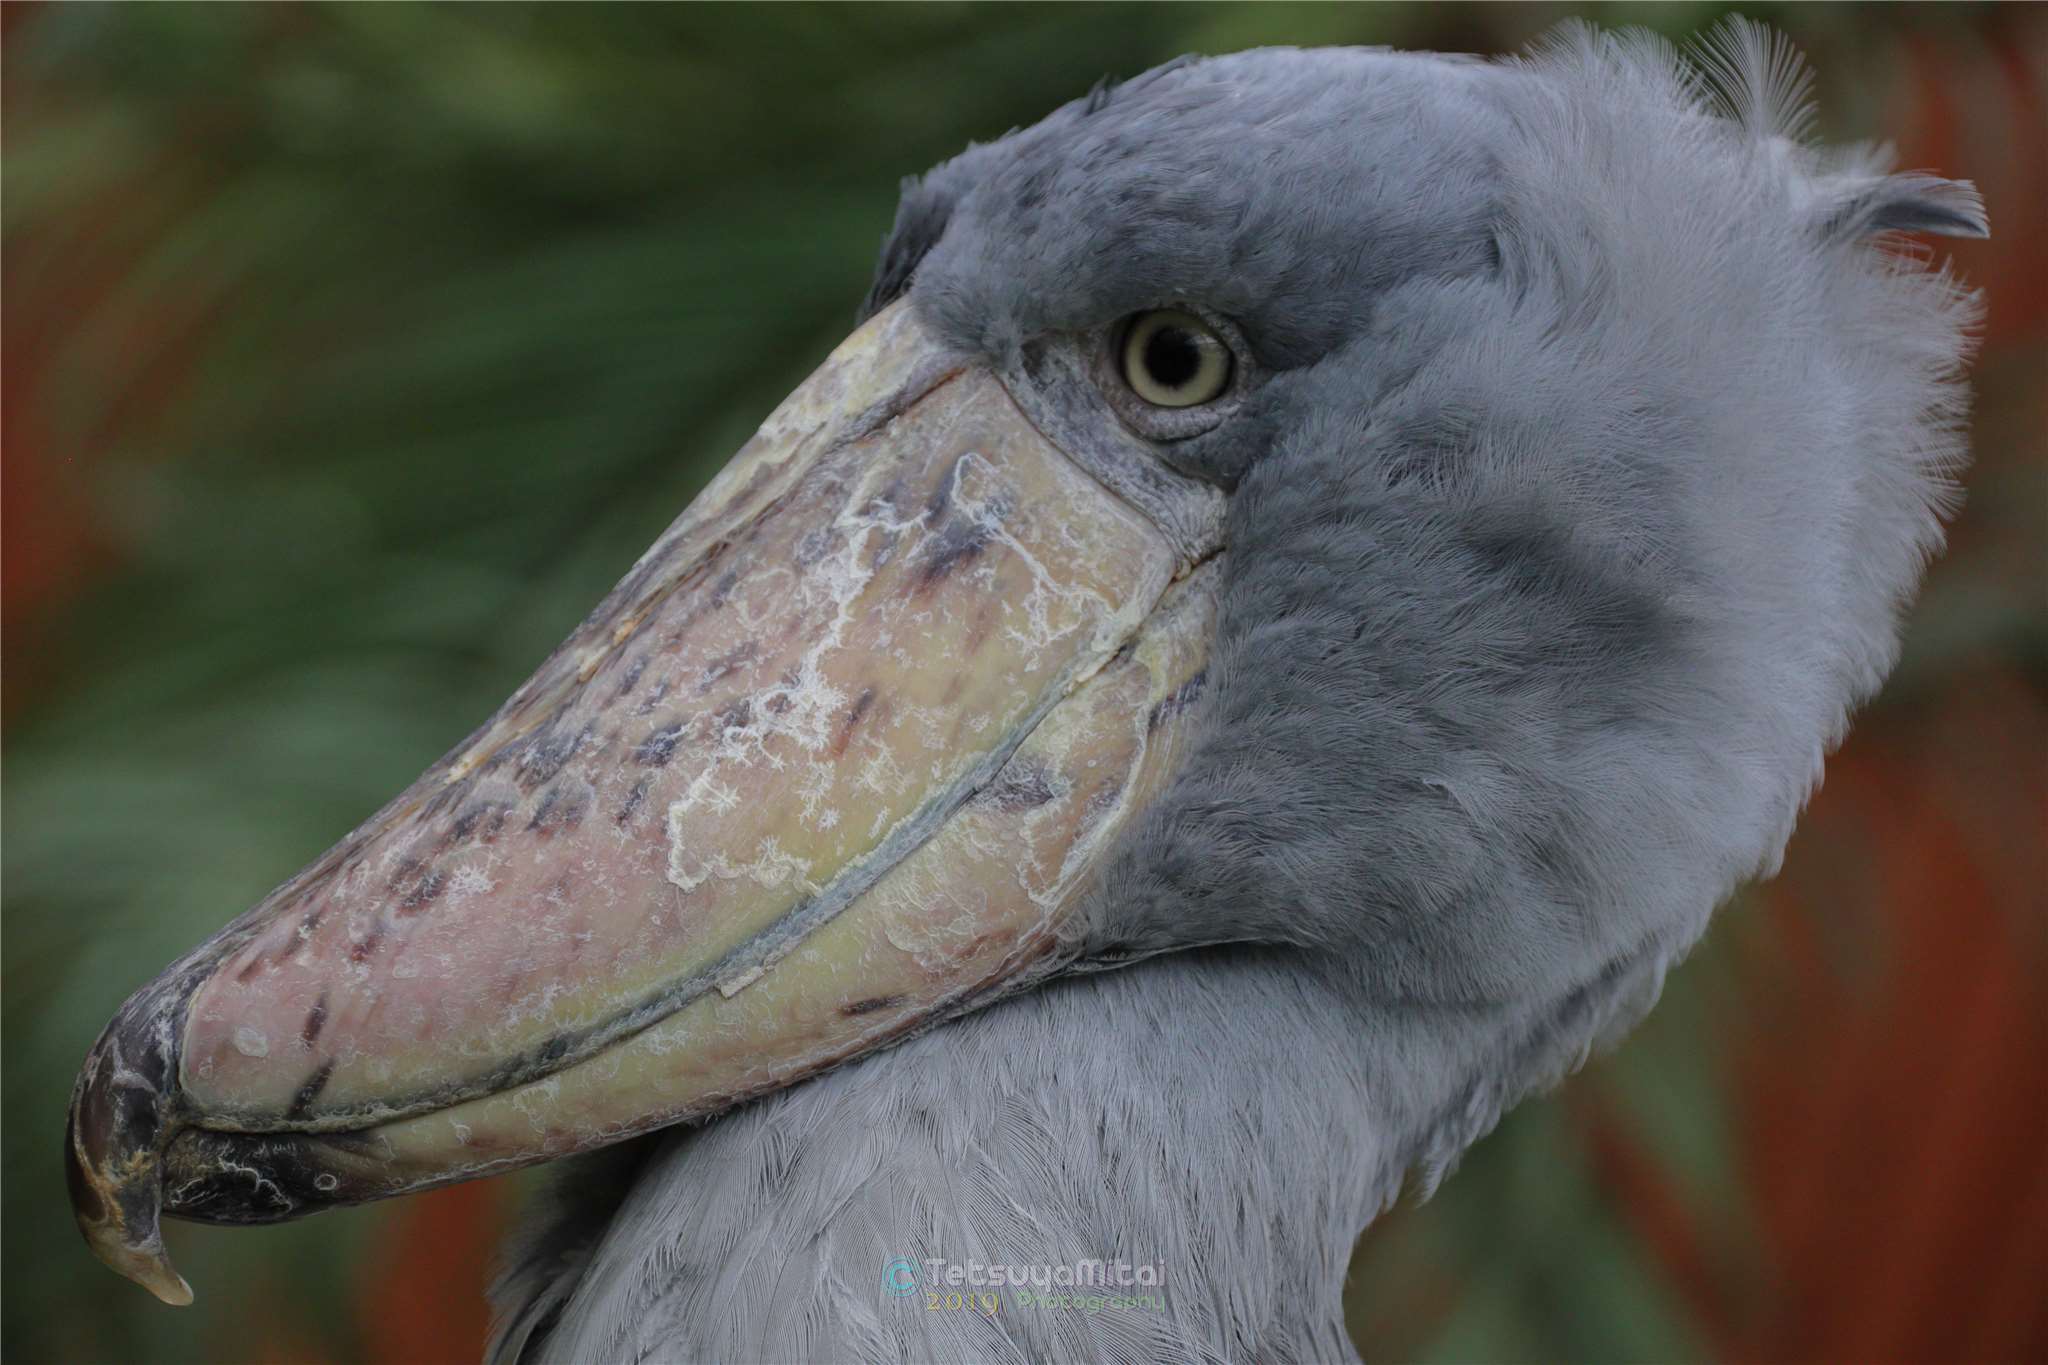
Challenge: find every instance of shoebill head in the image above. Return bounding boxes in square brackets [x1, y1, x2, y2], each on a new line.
[68, 21, 1985, 1307]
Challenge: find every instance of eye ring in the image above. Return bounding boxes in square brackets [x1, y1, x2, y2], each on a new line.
[1120, 309, 1234, 408]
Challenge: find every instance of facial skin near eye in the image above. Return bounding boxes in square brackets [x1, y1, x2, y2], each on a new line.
[1121, 309, 1233, 407]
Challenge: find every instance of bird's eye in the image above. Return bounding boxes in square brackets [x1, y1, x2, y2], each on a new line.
[1120, 310, 1233, 408]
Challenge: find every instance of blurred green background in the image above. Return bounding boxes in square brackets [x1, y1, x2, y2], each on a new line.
[4, 5, 2041, 1362]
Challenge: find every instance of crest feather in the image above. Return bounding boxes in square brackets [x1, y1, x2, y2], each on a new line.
[1691, 15, 1819, 145]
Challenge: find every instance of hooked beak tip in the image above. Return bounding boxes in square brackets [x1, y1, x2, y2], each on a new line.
[67, 1002, 195, 1306]
[66, 1112, 192, 1306]
[124, 1250, 196, 1309]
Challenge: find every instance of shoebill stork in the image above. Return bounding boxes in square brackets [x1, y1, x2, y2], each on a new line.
[67, 21, 1986, 1362]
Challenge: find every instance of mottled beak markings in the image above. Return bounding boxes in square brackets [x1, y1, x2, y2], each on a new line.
[67, 300, 1223, 1304]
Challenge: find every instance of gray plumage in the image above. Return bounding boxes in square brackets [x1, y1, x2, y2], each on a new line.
[490, 22, 1985, 1362]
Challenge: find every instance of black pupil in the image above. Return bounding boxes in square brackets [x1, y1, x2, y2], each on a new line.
[1143, 326, 1203, 390]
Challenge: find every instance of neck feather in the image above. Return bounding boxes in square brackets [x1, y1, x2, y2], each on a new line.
[500, 950, 1489, 1363]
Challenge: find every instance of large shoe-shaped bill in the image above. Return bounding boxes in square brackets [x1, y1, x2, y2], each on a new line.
[66, 300, 1223, 1306]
